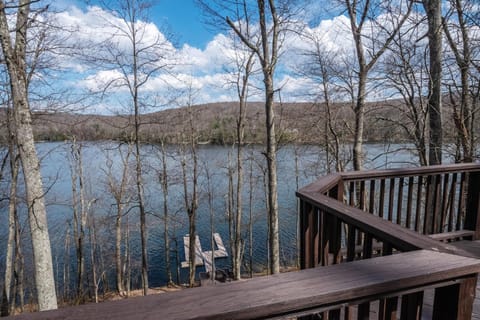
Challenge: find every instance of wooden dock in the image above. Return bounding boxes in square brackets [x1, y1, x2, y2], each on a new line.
[181, 233, 228, 272]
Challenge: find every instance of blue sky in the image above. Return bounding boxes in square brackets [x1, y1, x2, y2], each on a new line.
[60, 0, 214, 49]
[47, 0, 359, 112]
[154, 1, 214, 49]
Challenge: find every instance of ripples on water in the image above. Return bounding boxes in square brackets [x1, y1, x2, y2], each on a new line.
[0, 142, 418, 287]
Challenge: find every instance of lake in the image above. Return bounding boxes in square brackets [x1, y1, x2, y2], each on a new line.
[0, 142, 420, 290]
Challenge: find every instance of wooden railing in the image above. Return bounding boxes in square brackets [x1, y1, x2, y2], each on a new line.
[11, 250, 480, 320]
[296, 163, 480, 319]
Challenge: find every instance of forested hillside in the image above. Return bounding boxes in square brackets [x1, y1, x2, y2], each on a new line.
[0, 99, 469, 145]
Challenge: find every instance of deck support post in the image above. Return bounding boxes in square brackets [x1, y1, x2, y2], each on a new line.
[432, 275, 477, 320]
[465, 172, 480, 239]
[300, 200, 313, 269]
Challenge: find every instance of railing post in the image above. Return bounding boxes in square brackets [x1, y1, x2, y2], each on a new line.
[379, 297, 398, 320]
[432, 275, 477, 320]
[299, 199, 312, 269]
[464, 172, 480, 239]
[400, 291, 423, 320]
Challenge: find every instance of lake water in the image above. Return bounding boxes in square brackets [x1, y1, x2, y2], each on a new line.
[0, 142, 420, 289]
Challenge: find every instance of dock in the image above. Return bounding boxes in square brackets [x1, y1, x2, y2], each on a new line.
[181, 233, 228, 273]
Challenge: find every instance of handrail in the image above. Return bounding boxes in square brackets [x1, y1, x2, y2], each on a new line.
[8, 250, 480, 320]
[298, 191, 469, 255]
[339, 163, 480, 181]
[298, 163, 480, 239]
[297, 164, 480, 194]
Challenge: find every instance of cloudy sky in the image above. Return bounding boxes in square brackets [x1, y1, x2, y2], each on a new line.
[41, 1, 360, 113]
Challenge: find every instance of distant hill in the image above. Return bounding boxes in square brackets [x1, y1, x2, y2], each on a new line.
[0, 100, 430, 144]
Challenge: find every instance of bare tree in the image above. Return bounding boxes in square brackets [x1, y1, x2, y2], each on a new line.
[383, 15, 429, 166]
[179, 88, 200, 287]
[92, 0, 173, 295]
[443, 0, 476, 162]
[157, 141, 174, 286]
[422, 0, 443, 165]
[225, 0, 292, 275]
[197, 0, 288, 274]
[341, 0, 412, 170]
[103, 143, 134, 295]
[68, 138, 90, 301]
[0, 0, 57, 310]
[231, 44, 256, 280]
[297, 35, 349, 172]
[2, 107, 20, 316]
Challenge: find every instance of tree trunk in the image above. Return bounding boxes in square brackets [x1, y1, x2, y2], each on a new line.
[264, 73, 280, 274]
[233, 51, 254, 280]
[0, 0, 57, 311]
[181, 112, 199, 287]
[227, 152, 235, 270]
[63, 227, 71, 302]
[115, 202, 124, 295]
[423, 0, 443, 165]
[159, 141, 173, 286]
[353, 71, 367, 171]
[443, 0, 473, 163]
[2, 136, 19, 316]
[14, 209, 25, 313]
[248, 157, 254, 278]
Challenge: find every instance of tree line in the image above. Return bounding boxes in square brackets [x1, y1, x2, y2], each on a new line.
[0, 0, 479, 315]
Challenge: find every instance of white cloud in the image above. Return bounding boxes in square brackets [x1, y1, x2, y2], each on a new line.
[82, 69, 126, 92]
[41, 4, 396, 112]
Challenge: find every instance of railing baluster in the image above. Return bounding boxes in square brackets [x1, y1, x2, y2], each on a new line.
[388, 178, 395, 222]
[359, 180, 366, 210]
[312, 208, 320, 267]
[400, 291, 423, 320]
[415, 176, 423, 233]
[406, 176, 414, 229]
[379, 179, 386, 219]
[465, 171, 480, 239]
[320, 210, 328, 266]
[396, 177, 404, 226]
[347, 225, 356, 262]
[448, 173, 458, 232]
[424, 175, 433, 234]
[357, 303, 370, 320]
[382, 242, 393, 256]
[331, 216, 342, 264]
[440, 173, 450, 233]
[299, 199, 309, 269]
[433, 174, 442, 233]
[457, 172, 467, 231]
[362, 234, 373, 259]
[379, 297, 398, 320]
[349, 181, 355, 207]
[369, 180, 376, 215]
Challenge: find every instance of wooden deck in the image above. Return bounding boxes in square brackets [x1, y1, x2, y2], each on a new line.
[6, 250, 480, 320]
[296, 163, 480, 319]
[454, 241, 480, 320]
